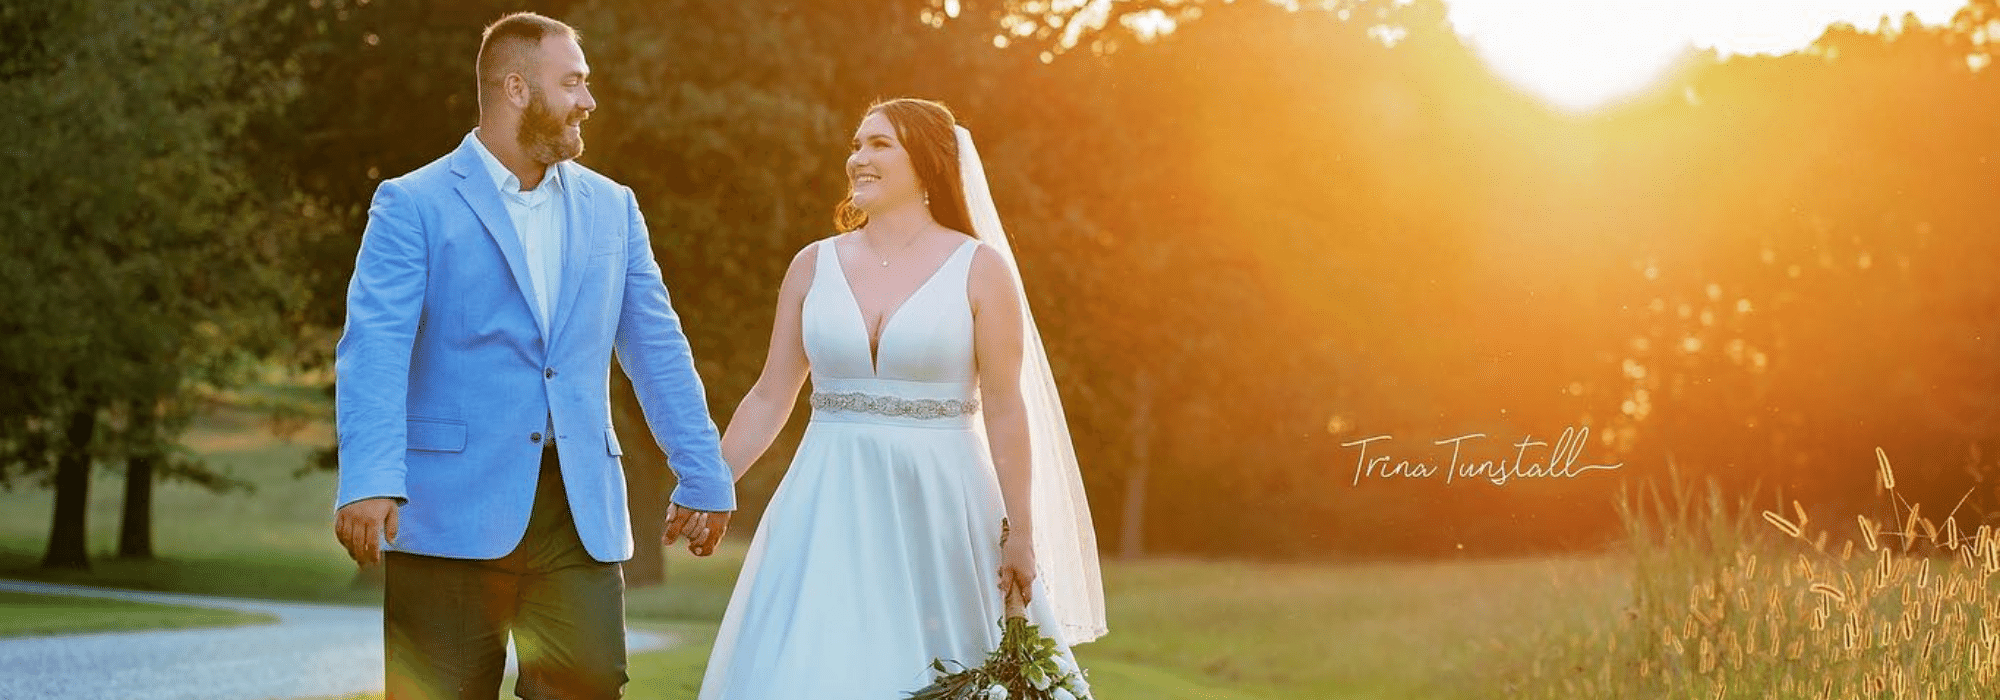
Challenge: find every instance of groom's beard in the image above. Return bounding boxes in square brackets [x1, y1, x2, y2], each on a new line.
[520, 87, 585, 165]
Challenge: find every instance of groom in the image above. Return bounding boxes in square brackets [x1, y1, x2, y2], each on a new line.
[333, 12, 733, 699]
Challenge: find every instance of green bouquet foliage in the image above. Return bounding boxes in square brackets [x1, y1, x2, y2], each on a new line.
[907, 614, 1094, 700]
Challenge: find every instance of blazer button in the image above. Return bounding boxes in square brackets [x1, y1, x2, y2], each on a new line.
[545, 368, 555, 378]
[530, 432, 543, 443]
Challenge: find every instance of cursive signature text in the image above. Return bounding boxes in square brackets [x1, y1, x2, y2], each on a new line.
[1341, 426, 1623, 487]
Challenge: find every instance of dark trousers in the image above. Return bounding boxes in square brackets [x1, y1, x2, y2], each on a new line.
[385, 449, 627, 700]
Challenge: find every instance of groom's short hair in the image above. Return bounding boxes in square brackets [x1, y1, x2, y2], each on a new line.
[476, 12, 578, 111]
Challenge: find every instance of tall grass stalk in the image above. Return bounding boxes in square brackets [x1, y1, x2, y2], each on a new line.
[1508, 451, 2000, 699]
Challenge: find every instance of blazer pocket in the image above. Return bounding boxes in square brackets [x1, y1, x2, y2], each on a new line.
[589, 237, 623, 258]
[407, 418, 468, 453]
[604, 427, 623, 456]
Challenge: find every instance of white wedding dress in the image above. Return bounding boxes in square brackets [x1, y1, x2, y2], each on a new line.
[697, 236, 1082, 699]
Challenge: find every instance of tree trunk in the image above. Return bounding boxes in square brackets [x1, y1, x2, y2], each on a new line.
[118, 398, 156, 559]
[118, 451, 155, 559]
[613, 367, 666, 587]
[1119, 373, 1153, 560]
[43, 403, 97, 570]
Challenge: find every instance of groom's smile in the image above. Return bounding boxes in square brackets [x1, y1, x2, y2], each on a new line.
[514, 32, 595, 166]
[519, 91, 589, 165]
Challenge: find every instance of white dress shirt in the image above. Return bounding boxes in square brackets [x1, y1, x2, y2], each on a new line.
[467, 129, 565, 332]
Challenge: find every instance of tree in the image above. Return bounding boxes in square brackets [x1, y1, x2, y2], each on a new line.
[0, 0, 317, 567]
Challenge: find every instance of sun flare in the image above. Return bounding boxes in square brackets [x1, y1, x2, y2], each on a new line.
[1443, 0, 1967, 113]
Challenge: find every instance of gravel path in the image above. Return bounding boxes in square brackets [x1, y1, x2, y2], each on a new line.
[0, 579, 674, 700]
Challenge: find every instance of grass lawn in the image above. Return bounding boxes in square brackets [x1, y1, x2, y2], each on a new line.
[0, 406, 378, 605]
[0, 589, 276, 637]
[309, 620, 1291, 700]
[0, 391, 1632, 699]
[298, 552, 1621, 700]
[21, 384, 1998, 698]
[617, 546, 1626, 699]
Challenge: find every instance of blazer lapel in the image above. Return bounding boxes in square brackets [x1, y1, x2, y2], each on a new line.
[451, 141, 550, 343]
[547, 160, 593, 346]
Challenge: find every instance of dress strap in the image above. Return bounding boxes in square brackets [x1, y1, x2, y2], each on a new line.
[814, 237, 840, 277]
[806, 236, 845, 303]
[943, 237, 980, 288]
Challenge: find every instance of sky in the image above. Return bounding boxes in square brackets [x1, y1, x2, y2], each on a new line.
[1440, 0, 1972, 110]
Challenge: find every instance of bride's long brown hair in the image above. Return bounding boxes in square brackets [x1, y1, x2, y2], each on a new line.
[833, 98, 974, 236]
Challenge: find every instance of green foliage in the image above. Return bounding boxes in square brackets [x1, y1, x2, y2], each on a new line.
[909, 615, 1095, 700]
[0, 0, 314, 387]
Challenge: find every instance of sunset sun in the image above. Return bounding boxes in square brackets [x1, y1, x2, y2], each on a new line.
[1444, 0, 1967, 113]
[1451, 2, 1691, 112]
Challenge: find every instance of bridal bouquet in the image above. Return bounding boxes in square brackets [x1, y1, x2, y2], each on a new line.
[905, 607, 1093, 700]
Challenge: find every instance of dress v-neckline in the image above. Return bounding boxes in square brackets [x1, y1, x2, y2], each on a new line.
[829, 236, 974, 375]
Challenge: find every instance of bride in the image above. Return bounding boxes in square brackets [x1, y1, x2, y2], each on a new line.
[686, 97, 1106, 698]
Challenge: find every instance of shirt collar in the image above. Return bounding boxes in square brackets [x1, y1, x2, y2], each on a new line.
[466, 129, 563, 199]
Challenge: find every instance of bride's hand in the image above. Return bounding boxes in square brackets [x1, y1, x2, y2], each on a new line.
[999, 528, 1037, 611]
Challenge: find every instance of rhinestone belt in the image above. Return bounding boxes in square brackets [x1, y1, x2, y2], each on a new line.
[809, 391, 980, 419]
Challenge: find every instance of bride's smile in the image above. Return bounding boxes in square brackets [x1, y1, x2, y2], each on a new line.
[845, 111, 920, 211]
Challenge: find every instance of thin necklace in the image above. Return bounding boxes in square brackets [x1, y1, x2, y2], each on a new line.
[864, 229, 922, 267]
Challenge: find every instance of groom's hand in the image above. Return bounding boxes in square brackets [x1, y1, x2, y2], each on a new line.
[335, 498, 400, 567]
[663, 503, 730, 557]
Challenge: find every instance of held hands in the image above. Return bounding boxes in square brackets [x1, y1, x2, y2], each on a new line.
[334, 497, 400, 567]
[998, 517, 1037, 615]
[663, 503, 730, 557]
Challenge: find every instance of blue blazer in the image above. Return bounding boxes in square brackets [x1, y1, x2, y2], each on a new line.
[335, 133, 735, 562]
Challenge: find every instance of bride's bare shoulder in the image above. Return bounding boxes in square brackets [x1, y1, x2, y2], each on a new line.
[967, 241, 1008, 277]
[793, 238, 824, 266]
[966, 242, 1021, 303]
[780, 235, 838, 292]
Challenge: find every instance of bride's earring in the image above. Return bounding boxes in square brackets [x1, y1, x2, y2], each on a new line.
[923, 190, 930, 207]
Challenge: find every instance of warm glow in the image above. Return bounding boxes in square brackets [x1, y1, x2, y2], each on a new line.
[1444, 0, 1966, 112]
